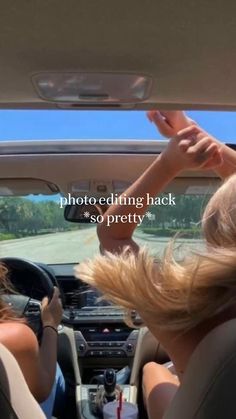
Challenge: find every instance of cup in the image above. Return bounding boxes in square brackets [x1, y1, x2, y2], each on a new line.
[103, 401, 138, 419]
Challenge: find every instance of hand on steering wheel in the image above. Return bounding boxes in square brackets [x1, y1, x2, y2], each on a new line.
[0, 257, 58, 340]
[41, 287, 63, 329]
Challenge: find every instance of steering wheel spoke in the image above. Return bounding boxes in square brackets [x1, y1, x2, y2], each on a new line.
[24, 298, 43, 338]
[24, 298, 41, 316]
[2, 294, 30, 317]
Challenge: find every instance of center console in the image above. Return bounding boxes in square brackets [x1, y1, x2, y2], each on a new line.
[62, 288, 140, 418]
[74, 323, 138, 359]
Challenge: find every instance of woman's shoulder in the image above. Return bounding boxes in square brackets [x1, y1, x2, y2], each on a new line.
[0, 322, 38, 353]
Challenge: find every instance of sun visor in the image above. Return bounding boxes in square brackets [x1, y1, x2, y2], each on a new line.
[0, 178, 59, 196]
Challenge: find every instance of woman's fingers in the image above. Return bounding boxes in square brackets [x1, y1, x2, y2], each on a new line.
[147, 110, 156, 122]
[41, 296, 49, 309]
[51, 287, 59, 300]
[176, 124, 202, 140]
[147, 110, 173, 137]
[196, 143, 219, 164]
[41, 286, 63, 328]
[177, 130, 222, 169]
[178, 139, 193, 152]
[201, 147, 223, 169]
[186, 136, 212, 155]
[178, 135, 212, 164]
[148, 112, 222, 171]
[188, 140, 221, 167]
[48, 287, 61, 307]
[41, 287, 60, 309]
[147, 110, 194, 138]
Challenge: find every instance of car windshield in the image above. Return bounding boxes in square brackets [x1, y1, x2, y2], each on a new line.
[0, 193, 209, 264]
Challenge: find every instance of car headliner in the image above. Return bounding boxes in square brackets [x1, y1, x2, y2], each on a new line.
[0, 1, 236, 110]
[0, 2, 232, 195]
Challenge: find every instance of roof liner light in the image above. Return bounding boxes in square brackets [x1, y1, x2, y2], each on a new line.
[32, 72, 152, 104]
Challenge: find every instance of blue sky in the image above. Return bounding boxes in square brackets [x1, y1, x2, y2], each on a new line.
[0, 110, 235, 142]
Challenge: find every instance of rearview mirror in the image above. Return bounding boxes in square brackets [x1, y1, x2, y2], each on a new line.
[64, 203, 102, 223]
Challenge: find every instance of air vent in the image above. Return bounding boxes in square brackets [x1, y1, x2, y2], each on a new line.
[63, 287, 89, 308]
[64, 291, 78, 308]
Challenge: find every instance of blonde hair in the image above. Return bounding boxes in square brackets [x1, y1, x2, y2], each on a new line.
[75, 246, 236, 332]
[75, 174, 236, 333]
[202, 173, 236, 247]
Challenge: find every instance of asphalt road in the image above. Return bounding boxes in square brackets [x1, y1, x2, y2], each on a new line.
[0, 227, 205, 264]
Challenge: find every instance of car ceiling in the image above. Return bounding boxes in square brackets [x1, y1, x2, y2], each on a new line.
[1, 0, 236, 110]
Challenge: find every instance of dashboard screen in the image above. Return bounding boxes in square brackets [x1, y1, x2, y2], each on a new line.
[71, 286, 114, 309]
[82, 288, 113, 308]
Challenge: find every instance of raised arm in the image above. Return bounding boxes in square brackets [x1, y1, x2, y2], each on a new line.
[98, 127, 222, 253]
[148, 110, 236, 179]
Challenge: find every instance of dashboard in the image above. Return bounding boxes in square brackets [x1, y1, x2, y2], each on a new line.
[6, 259, 128, 319]
[5, 261, 140, 362]
[6, 260, 140, 326]
[49, 264, 139, 360]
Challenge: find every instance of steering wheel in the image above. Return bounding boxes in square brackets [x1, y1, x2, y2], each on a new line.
[0, 257, 55, 339]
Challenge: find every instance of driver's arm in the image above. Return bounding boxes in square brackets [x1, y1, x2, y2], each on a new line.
[0, 323, 56, 402]
[0, 288, 62, 402]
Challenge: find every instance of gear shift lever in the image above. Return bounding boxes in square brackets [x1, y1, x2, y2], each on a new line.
[94, 369, 121, 415]
[103, 368, 116, 401]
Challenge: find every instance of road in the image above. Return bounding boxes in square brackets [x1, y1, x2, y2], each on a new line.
[0, 227, 205, 264]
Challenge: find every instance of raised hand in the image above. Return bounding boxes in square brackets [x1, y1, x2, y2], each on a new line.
[41, 287, 63, 329]
[147, 110, 194, 138]
[161, 125, 223, 173]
